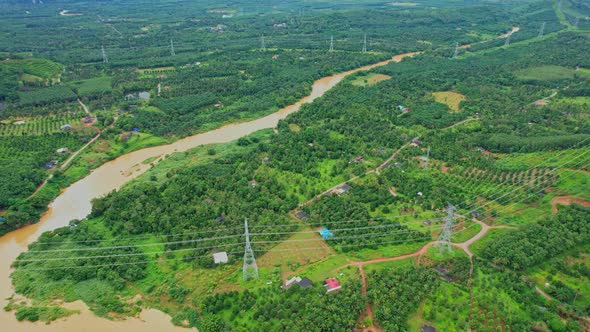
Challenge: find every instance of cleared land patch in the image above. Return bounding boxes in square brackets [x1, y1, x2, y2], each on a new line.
[352, 73, 392, 87]
[432, 91, 466, 112]
[257, 228, 333, 276]
[288, 123, 301, 132]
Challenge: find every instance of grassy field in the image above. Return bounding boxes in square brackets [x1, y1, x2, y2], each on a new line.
[528, 243, 590, 311]
[423, 246, 468, 262]
[346, 240, 428, 261]
[516, 65, 590, 81]
[432, 91, 466, 112]
[470, 228, 514, 257]
[451, 220, 482, 243]
[1, 58, 62, 82]
[68, 77, 113, 97]
[494, 148, 589, 170]
[74, 133, 167, 170]
[553, 169, 590, 199]
[364, 257, 415, 273]
[257, 229, 333, 277]
[351, 73, 392, 86]
[297, 254, 350, 282]
[17, 86, 77, 105]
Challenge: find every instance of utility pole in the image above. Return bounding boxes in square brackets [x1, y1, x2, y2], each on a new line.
[362, 33, 367, 53]
[538, 22, 546, 38]
[101, 45, 108, 63]
[329, 35, 334, 52]
[437, 204, 455, 253]
[170, 39, 175, 56]
[243, 219, 259, 281]
[452, 42, 459, 59]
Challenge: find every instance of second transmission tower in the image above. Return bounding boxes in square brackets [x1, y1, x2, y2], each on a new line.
[329, 35, 334, 52]
[101, 45, 108, 64]
[538, 22, 546, 38]
[260, 35, 266, 51]
[437, 204, 456, 253]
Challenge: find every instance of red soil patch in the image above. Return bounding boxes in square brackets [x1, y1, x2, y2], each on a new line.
[551, 196, 590, 214]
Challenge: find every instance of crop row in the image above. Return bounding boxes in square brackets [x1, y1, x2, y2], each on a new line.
[0, 112, 85, 136]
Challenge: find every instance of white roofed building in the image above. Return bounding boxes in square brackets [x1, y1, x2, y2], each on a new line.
[213, 251, 228, 264]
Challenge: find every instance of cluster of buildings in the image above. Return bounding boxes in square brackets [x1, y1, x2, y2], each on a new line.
[329, 183, 352, 196]
[282, 276, 342, 294]
[208, 24, 227, 33]
[124, 91, 150, 101]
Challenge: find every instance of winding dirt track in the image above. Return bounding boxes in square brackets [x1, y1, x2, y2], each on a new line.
[339, 217, 517, 331]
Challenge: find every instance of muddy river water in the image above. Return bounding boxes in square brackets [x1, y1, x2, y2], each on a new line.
[0, 52, 419, 331]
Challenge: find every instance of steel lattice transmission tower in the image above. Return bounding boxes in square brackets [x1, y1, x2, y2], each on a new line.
[437, 204, 456, 253]
[329, 35, 334, 52]
[574, 17, 580, 28]
[170, 39, 175, 56]
[504, 33, 511, 46]
[452, 42, 459, 59]
[362, 34, 367, 53]
[260, 35, 266, 51]
[101, 45, 108, 63]
[538, 22, 546, 38]
[243, 219, 259, 281]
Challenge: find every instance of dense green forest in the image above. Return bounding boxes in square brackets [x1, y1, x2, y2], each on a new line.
[3, 0, 590, 331]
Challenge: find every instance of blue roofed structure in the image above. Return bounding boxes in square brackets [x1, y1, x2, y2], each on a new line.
[318, 227, 334, 239]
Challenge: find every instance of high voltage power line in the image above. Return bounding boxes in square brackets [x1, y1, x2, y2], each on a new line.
[22, 143, 587, 270]
[25, 222, 446, 256]
[16, 136, 590, 265]
[17, 148, 590, 269]
[16, 162, 589, 272]
[32, 216, 447, 248]
[32, 134, 590, 248]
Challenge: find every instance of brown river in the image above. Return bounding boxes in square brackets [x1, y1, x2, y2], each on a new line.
[0, 52, 419, 331]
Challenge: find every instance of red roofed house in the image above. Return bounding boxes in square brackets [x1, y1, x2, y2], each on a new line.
[324, 278, 342, 293]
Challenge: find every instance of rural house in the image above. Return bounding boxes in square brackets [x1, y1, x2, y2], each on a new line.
[213, 251, 228, 264]
[296, 210, 310, 221]
[297, 277, 313, 289]
[282, 276, 302, 290]
[318, 227, 334, 239]
[330, 183, 351, 195]
[324, 278, 342, 293]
